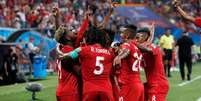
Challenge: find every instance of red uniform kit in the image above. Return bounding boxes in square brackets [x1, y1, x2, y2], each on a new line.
[143, 44, 169, 101]
[78, 44, 114, 101]
[56, 45, 80, 101]
[118, 41, 144, 101]
[194, 17, 201, 28]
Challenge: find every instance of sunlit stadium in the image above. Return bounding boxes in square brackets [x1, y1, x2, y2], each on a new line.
[0, 0, 201, 101]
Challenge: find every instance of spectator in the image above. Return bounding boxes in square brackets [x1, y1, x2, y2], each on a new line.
[160, 29, 175, 77]
[27, 37, 40, 64]
[0, 38, 4, 84]
[3, 47, 17, 84]
[176, 32, 194, 81]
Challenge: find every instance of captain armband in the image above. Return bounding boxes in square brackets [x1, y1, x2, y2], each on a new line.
[69, 47, 81, 59]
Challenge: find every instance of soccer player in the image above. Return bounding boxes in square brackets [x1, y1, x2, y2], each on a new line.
[172, 0, 201, 28]
[59, 27, 115, 101]
[113, 25, 144, 101]
[136, 28, 169, 101]
[54, 26, 81, 101]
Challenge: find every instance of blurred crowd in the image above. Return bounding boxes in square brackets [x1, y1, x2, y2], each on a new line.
[0, 0, 138, 38]
[147, 0, 201, 32]
[0, 37, 40, 85]
[0, 0, 201, 32]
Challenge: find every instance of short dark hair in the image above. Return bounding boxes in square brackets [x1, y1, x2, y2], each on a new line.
[84, 27, 110, 48]
[137, 28, 151, 41]
[124, 24, 137, 39]
[102, 29, 115, 43]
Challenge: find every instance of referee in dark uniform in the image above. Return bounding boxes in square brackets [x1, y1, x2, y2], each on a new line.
[176, 32, 194, 81]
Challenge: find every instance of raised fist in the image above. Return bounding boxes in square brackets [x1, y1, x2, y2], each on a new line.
[54, 26, 65, 42]
[172, 0, 181, 8]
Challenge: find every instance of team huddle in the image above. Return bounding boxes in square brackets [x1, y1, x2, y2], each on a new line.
[53, 1, 169, 101]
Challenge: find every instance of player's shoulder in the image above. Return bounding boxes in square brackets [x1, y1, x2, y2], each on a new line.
[122, 42, 130, 46]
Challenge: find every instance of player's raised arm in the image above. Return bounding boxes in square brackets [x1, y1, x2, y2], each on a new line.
[59, 47, 81, 60]
[98, 0, 114, 29]
[172, 0, 195, 22]
[74, 8, 91, 48]
[52, 7, 60, 30]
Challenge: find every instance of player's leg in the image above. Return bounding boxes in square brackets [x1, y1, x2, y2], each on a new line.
[179, 56, 185, 80]
[186, 57, 192, 80]
[167, 49, 172, 77]
[163, 49, 168, 76]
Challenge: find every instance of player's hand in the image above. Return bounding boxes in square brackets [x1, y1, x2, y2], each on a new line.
[56, 44, 64, 57]
[54, 25, 66, 41]
[172, 0, 181, 8]
[113, 56, 122, 68]
[84, 6, 93, 20]
[52, 7, 59, 17]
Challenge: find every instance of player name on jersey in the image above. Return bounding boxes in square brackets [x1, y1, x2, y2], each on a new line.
[90, 47, 111, 55]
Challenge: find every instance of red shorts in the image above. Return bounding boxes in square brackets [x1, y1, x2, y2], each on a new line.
[145, 93, 167, 101]
[112, 84, 120, 101]
[56, 94, 80, 101]
[120, 82, 144, 101]
[82, 91, 114, 101]
[144, 84, 168, 101]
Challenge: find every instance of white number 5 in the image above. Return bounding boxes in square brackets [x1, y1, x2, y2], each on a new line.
[94, 56, 104, 75]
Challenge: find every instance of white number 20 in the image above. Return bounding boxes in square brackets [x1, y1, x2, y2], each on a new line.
[132, 52, 142, 72]
[94, 56, 104, 75]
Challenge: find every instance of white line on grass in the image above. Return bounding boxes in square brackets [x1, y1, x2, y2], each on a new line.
[196, 97, 201, 101]
[178, 75, 201, 87]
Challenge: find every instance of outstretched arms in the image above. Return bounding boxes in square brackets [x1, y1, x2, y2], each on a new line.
[172, 0, 195, 22]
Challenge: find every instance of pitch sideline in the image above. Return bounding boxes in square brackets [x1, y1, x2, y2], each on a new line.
[178, 75, 201, 87]
[196, 97, 201, 101]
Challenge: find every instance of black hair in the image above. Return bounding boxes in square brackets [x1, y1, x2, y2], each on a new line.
[102, 29, 115, 44]
[137, 28, 151, 41]
[84, 27, 110, 48]
[124, 24, 137, 39]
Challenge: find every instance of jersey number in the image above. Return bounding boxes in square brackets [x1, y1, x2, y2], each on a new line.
[132, 52, 142, 72]
[94, 56, 104, 75]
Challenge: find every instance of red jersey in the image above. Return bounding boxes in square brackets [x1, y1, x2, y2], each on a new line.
[143, 44, 169, 94]
[194, 17, 201, 28]
[74, 19, 89, 48]
[78, 44, 114, 94]
[56, 45, 80, 96]
[118, 40, 143, 85]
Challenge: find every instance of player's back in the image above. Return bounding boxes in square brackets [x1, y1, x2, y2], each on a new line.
[56, 45, 80, 96]
[118, 41, 144, 101]
[119, 41, 143, 84]
[79, 44, 114, 94]
[143, 44, 169, 93]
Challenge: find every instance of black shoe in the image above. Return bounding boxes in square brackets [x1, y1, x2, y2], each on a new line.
[182, 77, 185, 81]
[187, 74, 191, 81]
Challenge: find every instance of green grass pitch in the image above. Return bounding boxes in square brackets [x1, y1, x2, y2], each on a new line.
[0, 62, 201, 101]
